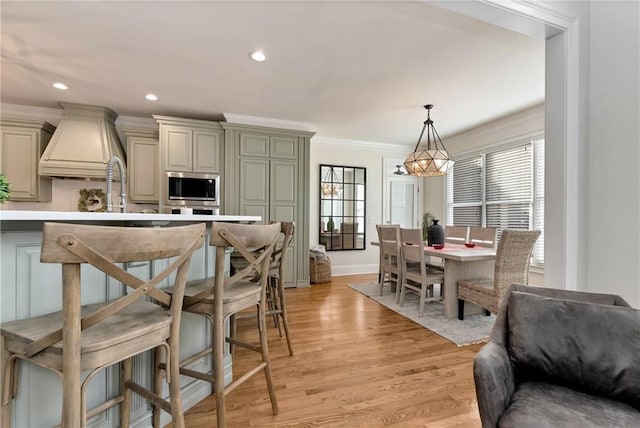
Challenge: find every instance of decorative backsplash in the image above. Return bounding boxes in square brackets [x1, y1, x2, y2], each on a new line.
[1, 178, 156, 212]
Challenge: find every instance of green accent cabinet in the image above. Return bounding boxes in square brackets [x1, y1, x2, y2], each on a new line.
[223, 123, 314, 287]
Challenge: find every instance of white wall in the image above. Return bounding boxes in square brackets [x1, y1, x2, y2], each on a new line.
[542, 1, 640, 306]
[310, 137, 412, 275]
[586, 1, 640, 305]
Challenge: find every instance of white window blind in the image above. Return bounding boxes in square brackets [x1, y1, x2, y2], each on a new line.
[447, 137, 544, 265]
[485, 144, 532, 231]
[447, 156, 482, 226]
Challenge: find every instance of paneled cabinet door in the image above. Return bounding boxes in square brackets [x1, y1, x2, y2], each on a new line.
[126, 133, 159, 202]
[238, 158, 297, 285]
[0, 120, 53, 201]
[193, 129, 220, 173]
[163, 126, 221, 173]
[163, 125, 192, 172]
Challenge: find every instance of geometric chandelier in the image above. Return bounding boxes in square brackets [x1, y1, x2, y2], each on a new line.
[321, 166, 343, 196]
[404, 104, 455, 176]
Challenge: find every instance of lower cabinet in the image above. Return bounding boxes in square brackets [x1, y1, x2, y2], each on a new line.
[0, 228, 228, 427]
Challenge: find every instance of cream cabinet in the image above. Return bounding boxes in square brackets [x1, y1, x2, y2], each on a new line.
[124, 129, 159, 202]
[0, 118, 54, 201]
[153, 115, 223, 173]
[223, 123, 314, 287]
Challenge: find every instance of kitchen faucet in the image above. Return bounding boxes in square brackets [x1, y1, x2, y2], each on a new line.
[106, 156, 127, 213]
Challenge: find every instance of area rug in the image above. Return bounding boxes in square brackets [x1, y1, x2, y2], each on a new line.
[347, 282, 495, 347]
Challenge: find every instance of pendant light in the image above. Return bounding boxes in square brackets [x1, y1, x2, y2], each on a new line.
[321, 166, 343, 196]
[404, 104, 454, 176]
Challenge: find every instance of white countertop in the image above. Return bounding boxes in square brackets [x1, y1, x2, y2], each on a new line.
[0, 210, 261, 223]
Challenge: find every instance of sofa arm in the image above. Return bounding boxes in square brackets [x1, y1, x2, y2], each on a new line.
[473, 342, 516, 428]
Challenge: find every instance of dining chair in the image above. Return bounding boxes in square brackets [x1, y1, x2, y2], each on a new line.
[340, 222, 359, 249]
[399, 228, 446, 317]
[0, 222, 205, 428]
[457, 229, 541, 320]
[156, 222, 281, 428]
[445, 225, 469, 244]
[376, 224, 402, 298]
[468, 226, 498, 248]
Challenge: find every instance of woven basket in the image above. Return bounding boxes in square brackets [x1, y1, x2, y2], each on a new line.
[310, 253, 332, 284]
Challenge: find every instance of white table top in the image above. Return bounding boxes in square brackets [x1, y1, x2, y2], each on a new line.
[423, 243, 496, 261]
[371, 241, 496, 262]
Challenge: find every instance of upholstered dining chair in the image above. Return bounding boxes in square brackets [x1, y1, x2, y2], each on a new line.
[376, 224, 401, 298]
[468, 226, 498, 248]
[0, 222, 205, 428]
[399, 228, 446, 317]
[157, 222, 281, 428]
[457, 229, 541, 320]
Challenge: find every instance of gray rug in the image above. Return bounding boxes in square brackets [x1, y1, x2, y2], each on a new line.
[347, 282, 495, 347]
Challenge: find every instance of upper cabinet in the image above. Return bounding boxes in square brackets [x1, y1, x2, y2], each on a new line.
[153, 115, 223, 173]
[0, 118, 54, 201]
[124, 129, 159, 202]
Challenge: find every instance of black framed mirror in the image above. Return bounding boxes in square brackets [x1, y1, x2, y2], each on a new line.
[319, 164, 366, 251]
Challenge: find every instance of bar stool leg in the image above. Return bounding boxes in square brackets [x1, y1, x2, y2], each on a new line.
[257, 302, 279, 415]
[120, 358, 132, 427]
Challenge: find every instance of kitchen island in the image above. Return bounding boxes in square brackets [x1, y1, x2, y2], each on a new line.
[0, 210, 260, 427]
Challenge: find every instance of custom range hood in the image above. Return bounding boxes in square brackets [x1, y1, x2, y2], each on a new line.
[39, 102, 126, 179]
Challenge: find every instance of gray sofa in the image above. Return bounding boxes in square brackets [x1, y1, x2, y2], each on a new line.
[474, 284, 640, 428]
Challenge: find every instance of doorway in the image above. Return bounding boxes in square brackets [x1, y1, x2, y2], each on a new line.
[382, 158, 421, 228]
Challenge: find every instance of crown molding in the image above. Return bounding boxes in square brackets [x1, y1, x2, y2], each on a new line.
[117, 115, 158, 132]
[312, 135, 413, 152]
[1, 103, 158, 132]
[223, 112, 314, 132]
[0, 103, 63, 125]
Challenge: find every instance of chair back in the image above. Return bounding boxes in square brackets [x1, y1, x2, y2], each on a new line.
[445, 226, 468, 244]
[376, 224, 400, 259]
[493, 229, 541, 298]
[469, 226, 498, 248]
[270, 221, 296, 280]
[400, 228, 424, 264]
[210, 222, 281, 289]
[34, 222, 205, 359]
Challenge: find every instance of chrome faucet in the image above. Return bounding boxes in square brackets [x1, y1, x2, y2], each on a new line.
[106, 156, 127, 213]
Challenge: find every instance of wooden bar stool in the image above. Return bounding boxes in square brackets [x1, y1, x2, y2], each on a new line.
[266, 221, 296, 355]
[157, 222, 281, 427]
[0, 222, 205, 428]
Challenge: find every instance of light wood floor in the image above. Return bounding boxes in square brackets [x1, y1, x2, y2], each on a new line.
[179, 274, 483, 427]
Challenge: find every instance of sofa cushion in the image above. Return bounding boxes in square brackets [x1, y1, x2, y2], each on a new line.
[498, 381, 640, 428]
[507, 291, 640, 409]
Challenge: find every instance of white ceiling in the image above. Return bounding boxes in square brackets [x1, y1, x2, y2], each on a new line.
[1, 1, 544, 146]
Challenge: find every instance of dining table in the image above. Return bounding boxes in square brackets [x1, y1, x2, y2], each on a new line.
[372, 241, 497, 319]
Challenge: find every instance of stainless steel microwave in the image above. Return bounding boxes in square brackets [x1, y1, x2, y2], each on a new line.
[165, 172, 220, 207]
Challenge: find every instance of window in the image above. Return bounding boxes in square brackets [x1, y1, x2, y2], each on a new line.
[447, 137, 544, 265]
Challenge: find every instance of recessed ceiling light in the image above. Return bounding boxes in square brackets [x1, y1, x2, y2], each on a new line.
[52, 82, 68, 90]
[249, 51, 266, 62]
[145, 94, 158, 101]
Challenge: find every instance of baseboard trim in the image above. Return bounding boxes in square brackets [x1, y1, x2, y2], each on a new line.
[330, 264, 378, 276]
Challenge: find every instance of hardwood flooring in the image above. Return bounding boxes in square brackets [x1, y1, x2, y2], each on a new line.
[179, 274, 483, 427]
